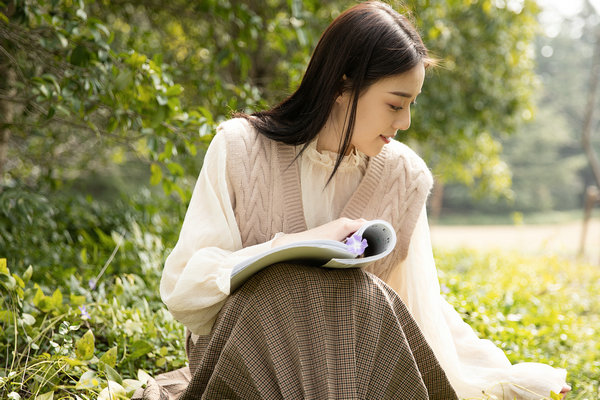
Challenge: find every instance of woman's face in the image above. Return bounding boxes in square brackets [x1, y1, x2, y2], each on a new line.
[339, 63, 425, 157]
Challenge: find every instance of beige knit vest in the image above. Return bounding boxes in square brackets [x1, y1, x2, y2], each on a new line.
[220, 118, 433, 282]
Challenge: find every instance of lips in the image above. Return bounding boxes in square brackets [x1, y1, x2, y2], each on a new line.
[380, 135, 391, 144]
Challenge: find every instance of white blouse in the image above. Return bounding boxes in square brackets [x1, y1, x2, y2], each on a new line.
[160, 132, 567, 399]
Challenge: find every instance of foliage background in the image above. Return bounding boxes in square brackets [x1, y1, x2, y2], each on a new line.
[1, 0, 599, 399]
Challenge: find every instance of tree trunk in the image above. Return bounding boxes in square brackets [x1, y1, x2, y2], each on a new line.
[429, 180, 445, 222]
[579, 185, 600, 257]
[0, 2, 16, 180]
[580, 25, 600, 261]
[581, 26, 600, 188]
[0, 66, 15, 179]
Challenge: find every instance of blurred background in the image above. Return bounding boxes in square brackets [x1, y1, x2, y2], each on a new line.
[1, 1, 599, 399]
[429, 0, 600, 263]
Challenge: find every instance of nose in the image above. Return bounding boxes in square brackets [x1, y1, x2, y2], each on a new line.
[392, 109, 411, 131]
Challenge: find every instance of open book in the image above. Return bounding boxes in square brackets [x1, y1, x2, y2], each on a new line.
[230, 220, 396, 292]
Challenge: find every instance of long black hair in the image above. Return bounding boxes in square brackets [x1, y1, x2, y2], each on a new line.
[240, 1, 433, 182]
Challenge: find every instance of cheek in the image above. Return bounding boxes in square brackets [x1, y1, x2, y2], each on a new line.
[355, 101, 383, 129]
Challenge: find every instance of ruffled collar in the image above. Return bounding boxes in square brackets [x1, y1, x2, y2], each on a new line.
[302, 139, 368, 172]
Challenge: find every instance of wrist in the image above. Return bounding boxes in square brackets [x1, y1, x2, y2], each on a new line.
[271, 232, 289, 248]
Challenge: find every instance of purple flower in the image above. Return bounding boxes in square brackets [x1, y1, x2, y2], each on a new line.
[88, 279, 96, 290]
[344, 233, 368, 256]
[79, 305, 90, 320]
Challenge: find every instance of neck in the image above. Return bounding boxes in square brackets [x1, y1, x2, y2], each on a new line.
[316, 105, 354, 155]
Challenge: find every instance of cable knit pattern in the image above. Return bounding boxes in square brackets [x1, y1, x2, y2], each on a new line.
[223, 118, 307, 246]
[223, 118, 432, 281]
[339, 142, 433, 281]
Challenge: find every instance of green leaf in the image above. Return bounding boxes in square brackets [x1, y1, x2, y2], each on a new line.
[0, 12, 9, 23]
[167, 97, 180, 111]
[165, 84, 183, 97]
[156, 95, 168, 106]
[125, 51, 147, 68]
[75, 329, 95, 360]
[136, 85, 152, 103]
[123, 379, 144, 397]
[166, 162, 184, 177]
[33, 285, 52, 312]
[549, 391, 562, 400]
[173, 185, 188, 202]
[56, 104, 70, 116]
[158, 141, 173, 162]
[69, 294, 86, 306]
[185, 140, 197, 156]
[103, 363, 123, 384]
[0, 274, 17, 290]
[0, 258, 7, 275]
[62, 357, 86, 367]
[22, 265, 33, 284]
[12, 273, 24, 288]
[21, 313, 36, 326]
[114, 70, 133, 91]
[45, 106, 56, 120]
[70, 45, 91, 67]
[39, 85, 49, 98]
[76, 370, 99, 389]
[107, 117, 119, 133]
[56, 32, 68, 48]
[76, 8, 87, 20]
[127, 340, 152, 361]
[161, 179, 173, 196]
[99, 346, 118, 368]
[137, 369, 152, 384]
[35, 391, 54, 400]
[150, 164, 162, 186]
[98, 381, 126, 400]
[150, 106, 168, 127]
[0, 310, 13, 323]
[51, 289, 63, 308]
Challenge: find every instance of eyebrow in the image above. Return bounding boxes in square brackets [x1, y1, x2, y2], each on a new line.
[388, 91, 420, 98]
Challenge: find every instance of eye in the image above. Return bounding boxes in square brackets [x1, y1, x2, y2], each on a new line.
[389, 104, 403, 111]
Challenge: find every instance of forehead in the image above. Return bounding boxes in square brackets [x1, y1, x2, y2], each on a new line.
[369, 64, 425, 96]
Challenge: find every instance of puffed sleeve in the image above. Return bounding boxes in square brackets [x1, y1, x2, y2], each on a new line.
[385, 205, 568, 399]
[160, 131, 277, 335]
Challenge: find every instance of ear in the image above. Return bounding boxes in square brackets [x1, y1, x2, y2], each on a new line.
[336, 74, 351, 104]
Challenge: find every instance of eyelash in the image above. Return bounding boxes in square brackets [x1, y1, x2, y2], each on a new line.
[389, 101, 416, 112]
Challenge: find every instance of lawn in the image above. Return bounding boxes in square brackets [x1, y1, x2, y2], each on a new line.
[1, 249, 598, 399]
[436, 249, 600, 399]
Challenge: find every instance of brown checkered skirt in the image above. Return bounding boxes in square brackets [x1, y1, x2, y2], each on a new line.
[168, 263, 456, 400]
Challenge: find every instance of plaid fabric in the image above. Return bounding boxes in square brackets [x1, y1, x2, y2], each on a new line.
[180, 263, 457, 400]
[132, 367, 191, 400]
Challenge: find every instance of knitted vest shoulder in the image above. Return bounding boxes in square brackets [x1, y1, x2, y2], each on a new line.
[220, 118, 433, 282]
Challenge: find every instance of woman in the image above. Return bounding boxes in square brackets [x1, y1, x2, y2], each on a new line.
[156, 1, 570, 399]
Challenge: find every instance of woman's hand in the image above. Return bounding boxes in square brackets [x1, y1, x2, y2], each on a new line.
[560, 385, 571, 399]
[272, 217, 367, 248]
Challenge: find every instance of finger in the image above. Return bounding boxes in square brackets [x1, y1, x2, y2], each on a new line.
[345, 219, 366, 232]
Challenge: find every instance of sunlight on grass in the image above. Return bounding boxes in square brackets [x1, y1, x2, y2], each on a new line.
[435, 249, 600, 399]
[1, 249, 598, 399]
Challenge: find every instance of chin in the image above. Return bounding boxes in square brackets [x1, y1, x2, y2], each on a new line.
[364, 145, 386, 157]
[363, 149, 382, 157]
[354, 140, 386, 157]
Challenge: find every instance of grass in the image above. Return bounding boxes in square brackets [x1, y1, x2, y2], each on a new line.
[1, 247, 598, 399]
[435, 248, 600, 399]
